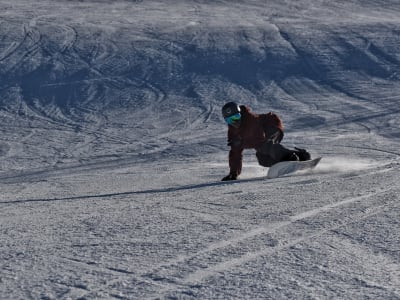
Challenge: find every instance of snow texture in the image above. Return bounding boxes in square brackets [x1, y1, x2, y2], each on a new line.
[0, 0, 399, 299]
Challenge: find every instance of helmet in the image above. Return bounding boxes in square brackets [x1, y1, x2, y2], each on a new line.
[222, 102, 241, 118]
[222, 102, 242, 128]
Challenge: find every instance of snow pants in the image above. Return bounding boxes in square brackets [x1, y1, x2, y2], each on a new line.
[255, 128, 294, 167]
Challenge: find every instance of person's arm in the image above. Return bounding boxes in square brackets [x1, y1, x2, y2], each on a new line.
[226, 146, 243, 179]
[261, 112, 284, 143]
[222, 132, 243, 181]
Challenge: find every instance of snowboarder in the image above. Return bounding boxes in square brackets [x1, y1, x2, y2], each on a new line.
[221, 102, 311, 181]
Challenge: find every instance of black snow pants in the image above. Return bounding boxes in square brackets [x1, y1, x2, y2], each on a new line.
[255, 128, 295, 167]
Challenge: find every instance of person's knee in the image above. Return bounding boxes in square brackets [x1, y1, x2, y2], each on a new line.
[258, 140, 274, 155]
[256, 152, 274, 167]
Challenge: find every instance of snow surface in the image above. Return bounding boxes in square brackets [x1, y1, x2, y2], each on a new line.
[0, 0, 400, 299]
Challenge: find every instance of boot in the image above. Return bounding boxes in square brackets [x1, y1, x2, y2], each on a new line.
[284, 152, 299, 162]
[294, 147, 311, 161]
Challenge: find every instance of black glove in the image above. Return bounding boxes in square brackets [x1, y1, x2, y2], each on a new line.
[222, 173, 237, 181]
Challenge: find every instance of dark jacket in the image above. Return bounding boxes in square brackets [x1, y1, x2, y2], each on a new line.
[227, 105, 284, 176]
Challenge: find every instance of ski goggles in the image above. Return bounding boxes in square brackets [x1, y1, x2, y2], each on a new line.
[225, 113, 241, 125]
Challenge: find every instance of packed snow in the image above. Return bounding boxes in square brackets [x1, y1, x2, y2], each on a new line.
[0, 0, 399, 299]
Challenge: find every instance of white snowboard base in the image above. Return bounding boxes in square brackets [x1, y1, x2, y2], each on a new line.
[267, 157, 322, 179]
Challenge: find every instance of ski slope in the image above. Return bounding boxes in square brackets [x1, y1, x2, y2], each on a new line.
[0, 0, 399, 299]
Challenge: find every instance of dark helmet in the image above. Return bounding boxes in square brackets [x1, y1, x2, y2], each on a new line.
[222, 102, 241, 118]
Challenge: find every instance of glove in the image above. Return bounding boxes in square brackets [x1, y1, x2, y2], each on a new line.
[221, 173, 237, 181]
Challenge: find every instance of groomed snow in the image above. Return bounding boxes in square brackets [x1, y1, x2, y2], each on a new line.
[0, 1, 399, 299]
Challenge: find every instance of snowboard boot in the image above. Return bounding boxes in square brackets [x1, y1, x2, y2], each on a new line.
[294, 147, 311, 161]
[283, 152, 299, 162]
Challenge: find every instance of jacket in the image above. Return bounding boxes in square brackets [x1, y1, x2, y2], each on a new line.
[227, 105, 284, 176]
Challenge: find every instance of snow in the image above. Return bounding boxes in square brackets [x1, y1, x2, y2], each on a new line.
[0, 0, 399, 299]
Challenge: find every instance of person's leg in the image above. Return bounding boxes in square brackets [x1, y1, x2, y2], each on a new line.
[258, 127, 311, 164]
[256, 151, 275, 167]
[258, 141, 297, 163]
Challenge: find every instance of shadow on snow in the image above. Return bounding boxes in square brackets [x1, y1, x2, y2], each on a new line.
[0, 176, 271, 205]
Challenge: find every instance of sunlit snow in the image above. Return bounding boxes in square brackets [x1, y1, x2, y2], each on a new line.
[1, 1, 399, 299]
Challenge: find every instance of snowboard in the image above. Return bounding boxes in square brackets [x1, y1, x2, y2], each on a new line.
[267, 157, 322, 179]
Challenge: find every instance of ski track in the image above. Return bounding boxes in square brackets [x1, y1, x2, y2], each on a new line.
[141, 189, 396, 298]
[4, 182, 394, 300]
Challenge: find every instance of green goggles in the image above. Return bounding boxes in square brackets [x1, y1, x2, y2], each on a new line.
[225, 113, 241, 125]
